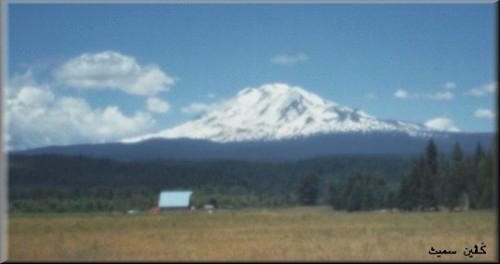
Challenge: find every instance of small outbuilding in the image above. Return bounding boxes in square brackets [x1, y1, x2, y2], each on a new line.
[203, 204, 215, 210]
[158, 190, 193, 211]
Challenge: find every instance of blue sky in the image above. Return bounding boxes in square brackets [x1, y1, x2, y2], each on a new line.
[6, 3, 497, 149]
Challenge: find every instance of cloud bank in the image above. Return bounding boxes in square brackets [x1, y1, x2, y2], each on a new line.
[393, 89, 409, 99]
[181, 102, 213, 115]
[427, 91, 454, 101]
[465, 82, 497, 97]
[444, 82, 456, 90]
[6, 72, 156, 150]
[146, 97, 170, 113]
[270, 53, 309, 65]
[394, 82, 457, 101]
[54, 51, 175, 96]
[425, 117, 460, 132]
[474, 108, 495, 119]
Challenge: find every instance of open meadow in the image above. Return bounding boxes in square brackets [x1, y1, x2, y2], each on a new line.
[8, 207, 497, 261]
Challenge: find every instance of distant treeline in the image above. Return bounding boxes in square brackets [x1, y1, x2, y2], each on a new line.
[8, 140, 496, 212]
[9, 154, 408, 212]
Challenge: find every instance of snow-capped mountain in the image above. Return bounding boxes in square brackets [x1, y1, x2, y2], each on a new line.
[124, 83, 439, 143]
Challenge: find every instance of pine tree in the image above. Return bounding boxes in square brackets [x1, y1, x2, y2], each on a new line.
[468, 142, 486, 209]
[435, 154, 450, 207]
[422, 140, 440, 210]
[426, 139, 439, 175]
[326, 179, 338, 209]
[476, 152, 493, 208]
[399, 161, 422, 211]
[420, 157, 437, 210]
[398, 173, 412, 210]
[346, 181, 363, 211]
[209, 198, 218, 208]
[474, 142, 485, 164]
[445, 142, 465, 210]
[297, 174, 320, 205]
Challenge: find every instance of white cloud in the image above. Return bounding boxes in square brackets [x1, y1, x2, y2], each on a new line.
[393, 84, 456, 101]
[427, 91, 454, 101]
[465, 82, 497, 97]
[6, 75, 156, 150]
[181, 102, 213, 115]
[424, 117, 460, 132]
[270, 53, 309, 65]
[474, 108, 495, 119]
[426, 82, 456, 100]
[12, 85, 55, 106]
[54, 51, 175, 96]
[444, 82, 456, 90]
[146, 97, 170, 113]
[392, 82, 459, 101]
[364, 92, 378, 100]
[394, 89, 409, 99]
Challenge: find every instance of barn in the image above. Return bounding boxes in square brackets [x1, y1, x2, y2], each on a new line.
[158, 190, 193, 211]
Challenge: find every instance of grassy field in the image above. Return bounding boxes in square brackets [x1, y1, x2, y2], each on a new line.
[8, 207, 497, 261]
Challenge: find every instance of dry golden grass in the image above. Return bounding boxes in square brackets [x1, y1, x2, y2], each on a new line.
[8, 207, 497, 261]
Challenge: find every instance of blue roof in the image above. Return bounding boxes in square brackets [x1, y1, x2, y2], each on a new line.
[158, 191, 192, 208]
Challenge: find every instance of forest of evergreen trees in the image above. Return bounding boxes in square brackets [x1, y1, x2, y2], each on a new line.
[8, 139, 496, 212]
[397, 140, 495, 211]
[294, 139, 495, 211]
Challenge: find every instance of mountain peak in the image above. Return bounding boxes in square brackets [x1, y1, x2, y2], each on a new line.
[123, 83, 437, 144]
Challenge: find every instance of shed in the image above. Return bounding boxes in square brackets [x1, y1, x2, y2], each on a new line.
[203, 204, 215, 210]
[158, 191, 193, 211]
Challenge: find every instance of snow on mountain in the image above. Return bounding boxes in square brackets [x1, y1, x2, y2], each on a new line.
[123, 83, 440, 143]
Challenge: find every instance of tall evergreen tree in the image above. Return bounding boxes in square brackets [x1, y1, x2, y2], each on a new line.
[468, 142, 486, 209]
[435, 154, 450, 206]
[398, 172, 413, 210]
[426, 139, 439, 175]
[297, 174, 320, 205]
[398, 160, 423, 211]
[469, 154, 483, 209]
[445, 142, 466, 210]
[346, 179, 363, 211]
[476, 152, 493, 208]
[422, 140, 440, 210]
[398, 140, 440, 211]
[474, 142, 485, 164]
[419, 157, 438, 210]
[326, 179, 338, 209]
